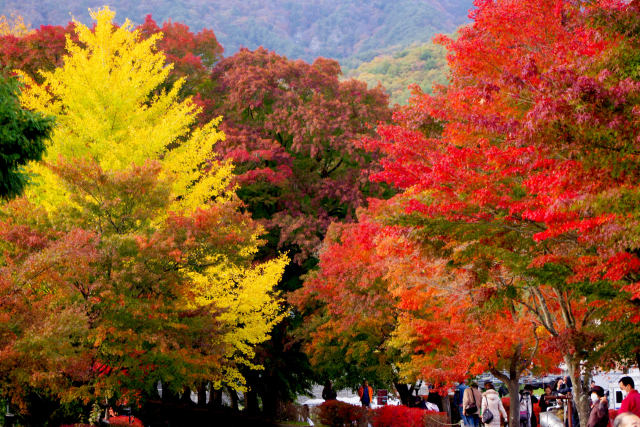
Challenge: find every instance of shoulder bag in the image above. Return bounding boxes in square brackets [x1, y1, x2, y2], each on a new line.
[482, 396, 494, 424]
[466, 388, 479, 415]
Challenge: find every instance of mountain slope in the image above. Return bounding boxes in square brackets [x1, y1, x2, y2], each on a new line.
[345, 42, 449, 105]
[0, 0, 472, 63]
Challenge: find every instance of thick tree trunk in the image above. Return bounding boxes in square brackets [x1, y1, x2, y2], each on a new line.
[227, 387, 239, 411]
[197, 383, 208, 407]
[491, 354, 522, 427]
[442, 393, 452, 422]
[394, 383, 415, 406]
[162, 386, 180, 404]
[208, 387, 223, 409]
[181, 386, 194, 405]
[245, 389, 259, 415]
[507, 377, 521, 427]
[259, 389, 278, 418]
[565, 355, 590, 427]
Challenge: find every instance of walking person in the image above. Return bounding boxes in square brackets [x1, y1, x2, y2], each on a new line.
[482, 382, 508, 427]
[358, 380, 374, 408]
[586, 385, 609, 427]
[456, 382, 469, 424]
[463, 383, 482, 427]
[521, 385, 538, 427]
[620, 377, 640, 418]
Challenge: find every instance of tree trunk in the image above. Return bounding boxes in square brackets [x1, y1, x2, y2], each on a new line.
[259, 389, 278, 418]
[163, 386, 180, 404]
[245, 389, 259, 415]
[565, 355, 590, 427]
[491, 367, 521, 427]
[227, 387, 239, 411]
[197, 383, 208, 407]
[394, 383, 415, 406]
[208, 387, 223, 409]
[181, 386, 194, 405]
[442, 393, 452, 423]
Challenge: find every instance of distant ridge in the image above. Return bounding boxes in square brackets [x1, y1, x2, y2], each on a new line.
[0, 0, 473, 64]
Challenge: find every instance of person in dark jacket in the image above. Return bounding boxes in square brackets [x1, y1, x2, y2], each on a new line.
[322, 380, 337, 401]
[587, 385, 609, 427]
[539, 385, 557, 412]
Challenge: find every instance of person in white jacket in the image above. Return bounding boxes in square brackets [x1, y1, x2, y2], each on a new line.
[482, 382, 508, 427]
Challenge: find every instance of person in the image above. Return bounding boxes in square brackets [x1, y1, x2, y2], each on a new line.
[456, 382, 469, 423]
[558, 376, 572, 395]
[463, 382, 482, 427]
[358, 380, 374, 407]
[416, 394, 439, 412]
[586, 385, 609, 427]
[522, 384, 539, 427]
[499, 384, 509, 398]
[620, 377, 640, 417]
[482, 382, 508, 427]
[614, 413, 640, 427]
[540, 385, 557, 412]
[322, 380, 337, 401]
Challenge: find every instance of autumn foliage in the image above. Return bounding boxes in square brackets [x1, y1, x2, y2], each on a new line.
[318, 400, 368, 427]
[0, 8, 286, 415]
[297, 1, 640, 426]
[6, 0, 640, 424]
[207, 47, 391, 263]
[372, 406, 441, 427]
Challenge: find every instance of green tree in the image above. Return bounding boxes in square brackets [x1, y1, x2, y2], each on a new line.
[0, 74, 53, 199]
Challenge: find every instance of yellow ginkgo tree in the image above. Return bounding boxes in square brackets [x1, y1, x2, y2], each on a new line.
[1, 7, 287, 408]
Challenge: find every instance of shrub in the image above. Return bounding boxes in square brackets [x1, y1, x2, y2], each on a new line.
[319, 400, 368, 427]
[372, 405, 435, 427]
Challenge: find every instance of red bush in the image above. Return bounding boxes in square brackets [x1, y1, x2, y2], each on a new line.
[371, 405, 445, 427]
[107, 415, 144, 426]
[319, 400, 368, 426]
[372, 405, 431, 427]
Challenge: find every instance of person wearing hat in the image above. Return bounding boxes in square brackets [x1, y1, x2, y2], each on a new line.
[587, 385, 609, 427]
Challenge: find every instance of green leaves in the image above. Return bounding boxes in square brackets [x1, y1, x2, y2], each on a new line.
[0, 74, 53, 200]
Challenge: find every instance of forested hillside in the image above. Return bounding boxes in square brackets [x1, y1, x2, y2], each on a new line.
[345, 43, 449, 105]
[0, 0, 472, 63]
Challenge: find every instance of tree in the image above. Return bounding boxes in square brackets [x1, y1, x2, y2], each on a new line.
[0, 14, 32, 37]
[209, 47, 391, 262]
[352, 0, 640, 424]
[290, 210, 407, 401]
[0, 7, 286, 419]
[344, 42, 449, 105]
[207, 47, 391, 414]
[293, 197, 562, 414]
[0, 14, 221, 97]
[0, 74, 53, 199]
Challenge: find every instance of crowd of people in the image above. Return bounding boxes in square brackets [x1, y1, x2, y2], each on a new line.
[319, 374, 640, 427]
[454, 376, 640, 427]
